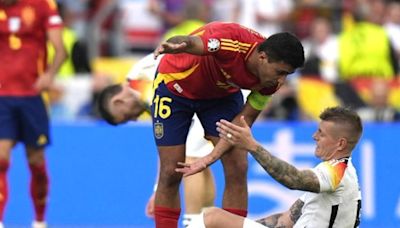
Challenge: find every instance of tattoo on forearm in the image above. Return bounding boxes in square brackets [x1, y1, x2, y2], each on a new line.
[289, 199, 304, 223]
[256, 213, 281, 227]
[251, 145, 320, 192]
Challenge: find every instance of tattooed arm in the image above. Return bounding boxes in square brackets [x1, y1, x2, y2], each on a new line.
[217, 116, 320, 193]
[250, 145, 320, 192]
[256, 199, 304, 228]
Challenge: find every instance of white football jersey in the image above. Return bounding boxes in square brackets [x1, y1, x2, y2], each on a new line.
[294, 158, 362, 228]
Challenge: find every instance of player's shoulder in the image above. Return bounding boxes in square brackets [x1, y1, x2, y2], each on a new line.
[23, 0, 57, 10]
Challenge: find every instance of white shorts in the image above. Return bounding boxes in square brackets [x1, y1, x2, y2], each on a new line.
[185, 114, 213, 158]
[243, 218, 270, 228]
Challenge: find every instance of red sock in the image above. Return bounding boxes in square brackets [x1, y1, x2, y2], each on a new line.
[154, 206, 181, 228]
[223, 207, 248, 217]
[0, 160, 9, 221]
[29, 162, 49, 222]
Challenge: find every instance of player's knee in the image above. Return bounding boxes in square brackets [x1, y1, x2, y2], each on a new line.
[0, 159, 9, 173]
[203, 207, 221, 227]
[158, 169, 182, 188]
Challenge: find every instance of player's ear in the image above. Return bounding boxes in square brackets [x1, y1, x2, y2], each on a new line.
[114, 99, 125, 107]
[259, 51, 268, 62]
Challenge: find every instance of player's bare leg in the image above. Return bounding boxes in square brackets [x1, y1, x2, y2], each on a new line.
[208, 136, 248, 216]
[0, 140, 13, 225]
[182, 156, 215, 227]
[155, 144, 186, 227]
[26, 146, 49, 228]
[184, 157, 215, 212]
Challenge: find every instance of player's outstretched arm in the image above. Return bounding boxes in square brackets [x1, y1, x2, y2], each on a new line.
[217, 116, 320, 193]
[154, 35, 204, 58]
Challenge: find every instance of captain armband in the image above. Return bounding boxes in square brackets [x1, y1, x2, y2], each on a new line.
[247, 91, 271, 111]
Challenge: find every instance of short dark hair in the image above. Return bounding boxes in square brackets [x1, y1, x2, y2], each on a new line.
[319, 106, 363, 147]
[96, 84, 123, 125]
[258, 32, 305, 69]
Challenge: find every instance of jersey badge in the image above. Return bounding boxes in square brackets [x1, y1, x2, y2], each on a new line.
[22, 6, 36, 27]
[0, 10, 6, 21]
[154, 122, 164, 139]
[37, 134, 48, 146]
[207, 38, 220, 52]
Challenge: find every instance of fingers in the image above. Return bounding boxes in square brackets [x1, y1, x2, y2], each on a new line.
[239, 115, 248, 127]
[216, 119, 239, 136]
[177, 162, 190, 167]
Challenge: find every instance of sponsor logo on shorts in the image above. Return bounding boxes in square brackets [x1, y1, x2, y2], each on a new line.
[207, 38, 220, 52]
[154, 122, 164, 139]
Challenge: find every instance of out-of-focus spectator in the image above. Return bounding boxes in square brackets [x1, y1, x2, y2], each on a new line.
[162, 0, 211, 40]
[337, 0, 398, 108]
[384, 0, 400, 71]
[301, 17, 338, 82]
[148, 0, 186, 32]
[339, 0, 396, 80]
[48, 2, 91, 79]
[235, 0, 294, 37]
[357, 79, 400, 121]
[212, 0, 239, 22]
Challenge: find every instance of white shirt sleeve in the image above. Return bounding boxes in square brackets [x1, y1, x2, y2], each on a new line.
[126, 54, 162, 81]
[311, 159, 348, 192]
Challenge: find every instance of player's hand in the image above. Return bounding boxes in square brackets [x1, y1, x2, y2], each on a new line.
[154, 41, 188, 59]
[175, 158, 208, 177]
[34, 72, 54, 91]
[216, 116, 258, 151]
[145, 193, 156, 218]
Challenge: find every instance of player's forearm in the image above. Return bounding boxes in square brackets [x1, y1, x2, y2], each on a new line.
[47, 47, 68, 76]
[204, 138, 233, 166]
[249, 145, 319, 192]
[256, 213, 284, 228]
[165, 35, 204, 55]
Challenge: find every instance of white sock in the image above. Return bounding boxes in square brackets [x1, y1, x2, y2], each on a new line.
[32, 221, 47, 228]
[183, 212, 206, 228]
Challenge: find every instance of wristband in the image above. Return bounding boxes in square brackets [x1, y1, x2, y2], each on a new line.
[247, 91, 270, 111]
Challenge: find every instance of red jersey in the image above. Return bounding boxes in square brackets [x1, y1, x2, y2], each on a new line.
[0, 0, 63, 96]
[156, 22, 277, 99]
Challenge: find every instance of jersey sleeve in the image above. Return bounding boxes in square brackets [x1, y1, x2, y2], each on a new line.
[126, 54, 160, 81]
[41, 0, 63, 29]
[311, 160, 348, 192]
[197, 22, 258, 60]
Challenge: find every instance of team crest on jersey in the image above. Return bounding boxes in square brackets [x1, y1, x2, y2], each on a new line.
[0, 10, 6, 21]
[207, 38, 220, 52]
[154, 122, 164, 139]
[22, 6, 36, 27]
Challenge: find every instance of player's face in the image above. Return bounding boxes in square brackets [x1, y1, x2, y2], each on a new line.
[109, 84, 146, 124]
[257, 55, 294, 90]
[312, 121, 341, 160]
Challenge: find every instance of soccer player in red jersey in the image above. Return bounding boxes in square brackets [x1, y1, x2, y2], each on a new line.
[0, 0, 67, 227]
[151, 21, 305, 227]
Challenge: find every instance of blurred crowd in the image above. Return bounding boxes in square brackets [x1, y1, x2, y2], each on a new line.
[49, 0, 400, 122]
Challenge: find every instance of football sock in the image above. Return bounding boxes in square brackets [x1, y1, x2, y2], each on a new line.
[154, 206, 181, 228]
[183, 213, 205, 228]
[29, 162, 49, 221]
[182, 213, 201, 227]
[0, 160, 9, 221]
[223, 207, 248, 217]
